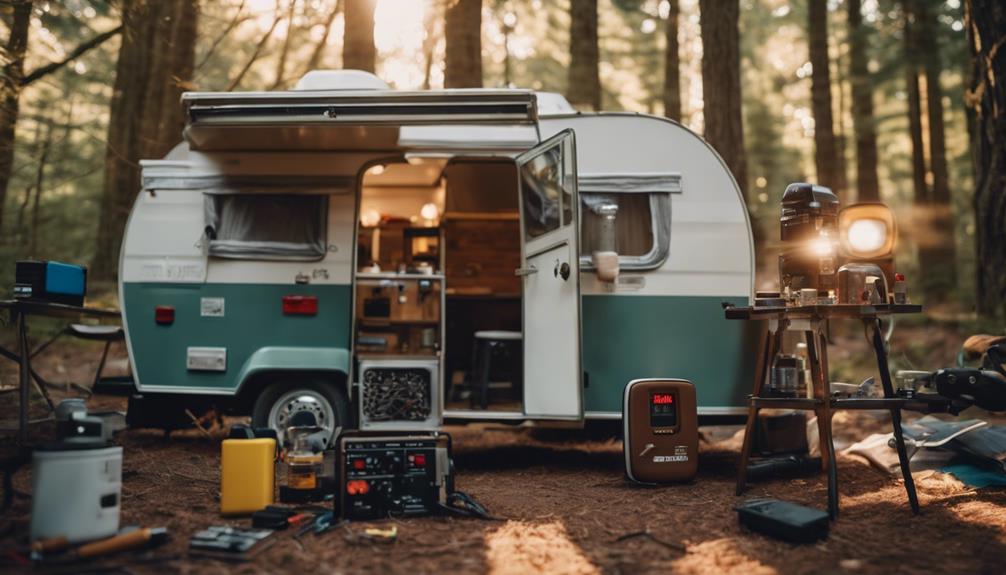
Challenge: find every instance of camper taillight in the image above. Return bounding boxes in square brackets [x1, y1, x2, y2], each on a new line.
[155, 306, 174, 325]
[282, 295, 318, 316]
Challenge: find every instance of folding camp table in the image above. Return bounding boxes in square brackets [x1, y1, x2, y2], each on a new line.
[0, 300, 120, 446]
[726, 303, 923, 518]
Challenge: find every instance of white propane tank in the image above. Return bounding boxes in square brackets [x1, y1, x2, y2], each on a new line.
[30, 444, 123, 543]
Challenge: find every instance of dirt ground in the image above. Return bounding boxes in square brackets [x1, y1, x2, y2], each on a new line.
[2, 325, 1006, 574]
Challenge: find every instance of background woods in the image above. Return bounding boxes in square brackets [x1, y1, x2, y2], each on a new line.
[0, 0, 1001, 321]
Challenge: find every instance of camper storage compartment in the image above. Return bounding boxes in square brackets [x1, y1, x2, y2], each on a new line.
[358, 358, 440, 430]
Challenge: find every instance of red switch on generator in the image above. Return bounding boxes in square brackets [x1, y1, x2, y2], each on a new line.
[346, 479, 370, 495]
[353, 459, 366, 470]
[413, 454, 426, 466]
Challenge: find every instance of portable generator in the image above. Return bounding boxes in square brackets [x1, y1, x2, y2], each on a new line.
[337, 433, 452, 521]
[623, 378, 698, 483]
[14, 260, 87, 306]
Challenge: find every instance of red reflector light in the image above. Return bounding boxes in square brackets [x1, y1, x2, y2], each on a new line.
[154, 306, 174, 325]
[282, 295, 318, 316]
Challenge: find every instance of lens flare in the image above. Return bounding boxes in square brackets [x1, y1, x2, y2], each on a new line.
[847, 219, 887, 254]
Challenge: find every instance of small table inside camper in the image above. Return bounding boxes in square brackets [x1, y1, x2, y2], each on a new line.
[725, 303, 923, 519]
[0, 300, 121, 446]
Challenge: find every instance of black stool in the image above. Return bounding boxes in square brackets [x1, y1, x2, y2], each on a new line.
[470, 330, 522, 409]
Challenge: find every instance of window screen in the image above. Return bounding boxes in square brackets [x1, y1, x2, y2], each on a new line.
[204, 194, 327, 260]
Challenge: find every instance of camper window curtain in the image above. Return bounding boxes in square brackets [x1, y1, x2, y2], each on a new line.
[204, 193, 327, 260]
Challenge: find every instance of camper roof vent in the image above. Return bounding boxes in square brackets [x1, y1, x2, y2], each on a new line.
[535, 92, 576, 116]
[294, 70, 390, 91]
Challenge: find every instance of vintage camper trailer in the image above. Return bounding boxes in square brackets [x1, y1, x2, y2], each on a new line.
[119, 71, 756, 444]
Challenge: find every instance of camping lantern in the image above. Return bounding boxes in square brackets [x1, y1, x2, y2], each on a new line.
[778, 183, 840, 294]
[838, 202, 897, 286]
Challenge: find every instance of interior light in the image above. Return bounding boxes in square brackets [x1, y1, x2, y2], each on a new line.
[846, 219, 887, 254]
[369, 164, 385, 176]
[420, 202, 439, 221]
[361, 209, 381, 227]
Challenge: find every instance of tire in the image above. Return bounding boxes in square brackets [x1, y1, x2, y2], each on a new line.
[251, 379, 349, 448]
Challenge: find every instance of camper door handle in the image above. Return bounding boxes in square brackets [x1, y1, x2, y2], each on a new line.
[514, 265, 537, 277]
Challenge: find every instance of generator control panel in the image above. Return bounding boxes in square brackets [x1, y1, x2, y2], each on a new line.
[624, 379, 698, 483]
[338, 434, 451, 521]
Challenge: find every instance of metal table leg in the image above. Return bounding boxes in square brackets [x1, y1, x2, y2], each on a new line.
[870, 318, 920, 514]
[17, 311, 30, 446]
[806, 328, 839, 519]
[736, 328, 773, 495]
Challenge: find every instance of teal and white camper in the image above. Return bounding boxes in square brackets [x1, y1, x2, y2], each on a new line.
[119, 70, 756, 445]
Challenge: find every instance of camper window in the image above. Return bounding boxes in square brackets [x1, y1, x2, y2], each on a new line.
[204, 193, 327, 260]
[580, 192, 670, 269]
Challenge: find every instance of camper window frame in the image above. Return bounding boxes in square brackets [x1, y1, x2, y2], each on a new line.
[578, 191, 671, 271]
[203, 192, 330, 262]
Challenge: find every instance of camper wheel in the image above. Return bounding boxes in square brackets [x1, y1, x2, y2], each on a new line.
[251, 379, 348, 447]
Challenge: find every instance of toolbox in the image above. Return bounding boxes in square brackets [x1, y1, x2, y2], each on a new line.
[14, 260, 87, 306]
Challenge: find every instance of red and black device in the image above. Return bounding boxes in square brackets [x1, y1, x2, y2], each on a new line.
[623, 378, 698, 483]
[337, 433, 452, 521]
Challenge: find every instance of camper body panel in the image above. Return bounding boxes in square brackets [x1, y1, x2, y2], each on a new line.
[539, 114, 755, 416]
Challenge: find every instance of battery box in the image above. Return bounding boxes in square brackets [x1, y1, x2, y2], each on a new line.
[14, 260, 87, 306]
[338, 433, 451, 521]
[623, 378, 698, 483]
[735, 498, 830, 543]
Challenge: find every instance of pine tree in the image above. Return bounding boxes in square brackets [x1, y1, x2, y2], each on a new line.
[568, 0, 601, 110]
[808, 0, 841, 194]
[445, 0, 483, 88]
[343, 0, 377, 73]
[663, 0, 681, 121]
[848, 0, 880, 202]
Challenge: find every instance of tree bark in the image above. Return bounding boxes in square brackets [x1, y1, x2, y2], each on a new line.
[965, 0, 1006, 318]
[568, 0, 601, 111]
[663, 0, 681, 121]
[808, 0, 841, 194]
[904, 0, 928, 207]
[93, 0, 199, 280]
[916, 0, 956, 302]
[445, 0, 482, 88]
[0, 0, 33, 237]
[343, 0, 377, 73]
[848, 0, 880, 202]
[699, 0, 748, 199]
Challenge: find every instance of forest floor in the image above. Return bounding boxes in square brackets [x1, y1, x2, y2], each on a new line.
[2, 321, 1005, 574]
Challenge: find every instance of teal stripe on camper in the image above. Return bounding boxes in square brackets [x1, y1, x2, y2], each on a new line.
[122, 282, 352, 392]
[581, 295, 758, 413]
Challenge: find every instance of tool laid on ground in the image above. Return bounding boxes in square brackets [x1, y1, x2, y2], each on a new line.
[30, 526, 169, 562]
[735, 498, 829, 544]
[623, 379, 698, 483]
[189, 526, 275, 561]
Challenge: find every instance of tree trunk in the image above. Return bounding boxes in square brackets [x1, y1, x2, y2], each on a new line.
[343, 0, 377, 73]
[808, 0, 841, 194]
[699, 0, 748, 199]
[0, 0, 33, 237]
[848, 0, 880, 202]
[965, 0, 1006, 318]
[917, 0, 956, 302]
[904, 0, 928, 206]
[445, 0, 482, 88]
[29, 119, 51, 256]
[568, 0, 600, 111]
[93, 0, 199, 280]
[663, 0, 681, 121]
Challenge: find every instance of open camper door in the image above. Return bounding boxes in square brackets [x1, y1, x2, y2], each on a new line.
[516, 130, 583, 421]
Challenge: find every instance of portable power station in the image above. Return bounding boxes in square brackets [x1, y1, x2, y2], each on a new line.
[14, 260, 87, 306]
[338, 433, 452, 521]
[623, 378, 698, 483]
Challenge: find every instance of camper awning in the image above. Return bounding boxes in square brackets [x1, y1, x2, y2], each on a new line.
[182, 89, 539, 152]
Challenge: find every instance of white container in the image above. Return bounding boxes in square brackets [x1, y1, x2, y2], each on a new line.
[30, 444, 123, 543]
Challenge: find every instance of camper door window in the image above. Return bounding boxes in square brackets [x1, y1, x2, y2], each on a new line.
[204, 193, 328, 260]
[579, 192, 670, 270]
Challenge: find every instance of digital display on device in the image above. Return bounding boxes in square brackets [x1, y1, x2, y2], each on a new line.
[649, 392, 677, 428]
